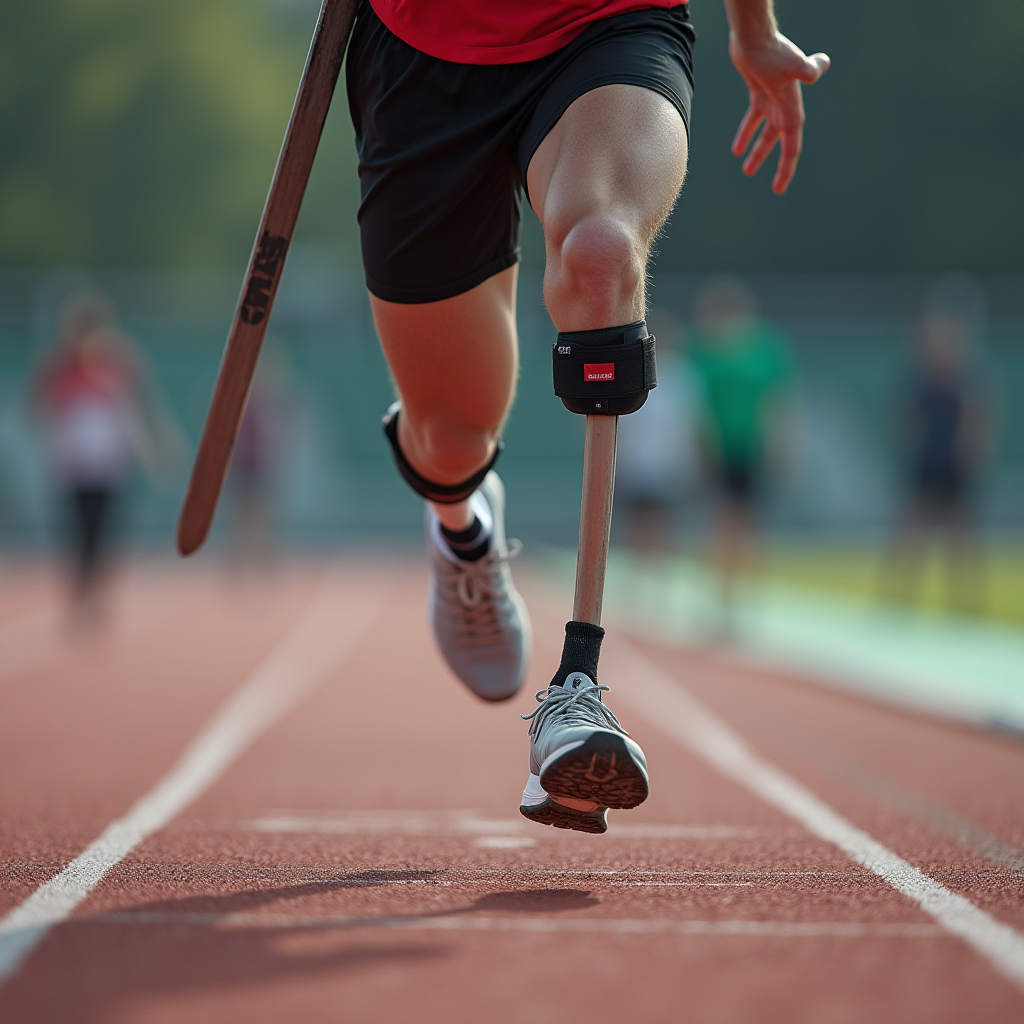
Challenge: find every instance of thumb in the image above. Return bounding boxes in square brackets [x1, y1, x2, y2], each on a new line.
[797, 52, 830, 84]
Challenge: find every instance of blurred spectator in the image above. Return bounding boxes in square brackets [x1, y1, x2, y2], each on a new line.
[881, 279, 990, 614]
[689, 277, 794, 623]
[32, 291, 182, 622]
[616, 309, 699, 553]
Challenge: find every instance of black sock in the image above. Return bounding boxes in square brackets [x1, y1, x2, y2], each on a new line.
[551, 621, 605, 687]
[440, 516, 491, 562]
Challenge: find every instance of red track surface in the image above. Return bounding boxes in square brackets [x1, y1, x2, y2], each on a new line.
[2, 557, 1024, 1022]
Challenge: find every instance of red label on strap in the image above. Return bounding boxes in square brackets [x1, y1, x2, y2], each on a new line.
[584, 363, 615, 382]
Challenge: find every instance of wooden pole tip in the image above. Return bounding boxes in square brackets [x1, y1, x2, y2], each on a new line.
[175, 515, 209, 558]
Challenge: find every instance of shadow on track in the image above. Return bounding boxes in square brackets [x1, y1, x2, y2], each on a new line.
[0, 873, 601, 1022]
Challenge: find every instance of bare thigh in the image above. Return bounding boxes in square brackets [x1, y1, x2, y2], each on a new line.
[527, 84, 688, 331]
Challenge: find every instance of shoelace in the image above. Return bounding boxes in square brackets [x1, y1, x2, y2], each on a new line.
[520, 676, 630, 740]
[440, 539, 523, 647]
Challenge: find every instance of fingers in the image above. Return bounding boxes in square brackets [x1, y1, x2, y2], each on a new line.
[731, 45, 825, 190]
[741, 122, 780, 178]
[771, 125, 803, 194]
[797, 52, 831, 84]
[731, 105, 763, 157]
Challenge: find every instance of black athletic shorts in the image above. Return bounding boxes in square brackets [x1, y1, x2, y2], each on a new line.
[345, 2, 695, 304]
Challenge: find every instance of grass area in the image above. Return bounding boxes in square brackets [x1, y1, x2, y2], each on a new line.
[757, 543, 1024, 627]
[592, 546, 1024, 731]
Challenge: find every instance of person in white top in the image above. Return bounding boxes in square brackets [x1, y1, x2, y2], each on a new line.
[34, 292, 179, 618]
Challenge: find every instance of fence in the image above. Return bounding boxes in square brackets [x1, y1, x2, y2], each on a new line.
[1, 256, 1021, 548]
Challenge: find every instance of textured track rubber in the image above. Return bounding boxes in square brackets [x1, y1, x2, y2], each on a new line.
[519, 797, 609, 834]
[539, 732, 649, 810]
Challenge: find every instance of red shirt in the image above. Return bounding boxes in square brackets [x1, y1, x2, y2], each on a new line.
[367, 0, 688, 65]
[39, 342, 134, 414]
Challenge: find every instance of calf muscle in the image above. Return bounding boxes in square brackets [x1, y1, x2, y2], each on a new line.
[371, 266, 519, 484]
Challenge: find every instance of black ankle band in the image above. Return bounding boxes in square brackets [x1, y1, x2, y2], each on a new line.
[551, 620, 605, 687]
[382, 404, 503, 504]
[440, 516, 490, 562]
[552, 320, 657, 416]
[440, 518, 483, 544]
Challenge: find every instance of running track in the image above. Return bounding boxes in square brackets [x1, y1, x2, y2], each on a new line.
[2, 557, 1024, 1022]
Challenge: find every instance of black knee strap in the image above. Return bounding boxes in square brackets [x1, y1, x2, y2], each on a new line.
[552, 320, 657, 416]
[382, 403, 503, 504]
[550, 620, 605, 687]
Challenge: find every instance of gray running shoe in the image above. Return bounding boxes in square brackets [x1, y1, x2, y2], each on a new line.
[427, 471, 531, 701]
[519, 670, 649, 834]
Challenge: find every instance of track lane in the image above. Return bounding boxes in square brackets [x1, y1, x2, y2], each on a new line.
[0, 565, 387, 980]
[0, 566, 325, 918]
[0, 565, 195, 685]
[596, 632, 1024, 989]
[1, 562, 1023, 1022]
[0, 562, 62, 622]
[629, 641, 1024, 931]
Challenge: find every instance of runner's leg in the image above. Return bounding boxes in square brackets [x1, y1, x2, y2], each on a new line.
[527, 84, 688, 331]
[372, 81, 689, 515]
[372, 263, 530, 701]
[370, 265, 518, 530]
[517, 84, 688, 830]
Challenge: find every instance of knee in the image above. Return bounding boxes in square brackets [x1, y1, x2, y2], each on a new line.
[545, 213, 646, 324]
[403, 412, 497, 484]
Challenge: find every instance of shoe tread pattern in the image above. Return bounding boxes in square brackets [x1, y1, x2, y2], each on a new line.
[540, 733, 648, 809]
[519, 799, 608, 834]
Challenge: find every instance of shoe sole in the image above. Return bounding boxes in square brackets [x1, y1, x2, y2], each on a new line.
[519, 796, 608, 834]
[539, 732, 649, 810]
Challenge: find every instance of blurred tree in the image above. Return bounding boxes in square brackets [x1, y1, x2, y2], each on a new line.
[0, 0, 1020, 271]
[663, 0, 1024, 271]
[0, 0, 344, 266]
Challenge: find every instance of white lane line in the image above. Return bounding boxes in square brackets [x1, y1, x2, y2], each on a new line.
[475, 837, 537, 850]
[546, 870, 856, 877]
[85, 911, 942, 939]
[601, 634, 1024, 991]
[0, 570, 385, 987]
[249, 813, 758, 841]
[611, 824, 759, 839]
[610, 881, 754, 887]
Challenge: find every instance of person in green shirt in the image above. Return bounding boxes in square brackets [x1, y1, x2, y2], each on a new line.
[689, 277, 794, 621]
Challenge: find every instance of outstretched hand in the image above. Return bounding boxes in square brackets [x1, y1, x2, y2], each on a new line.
[729, 33, 830, 194]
